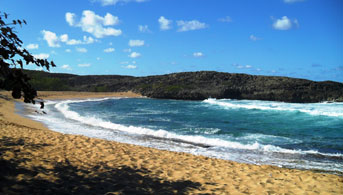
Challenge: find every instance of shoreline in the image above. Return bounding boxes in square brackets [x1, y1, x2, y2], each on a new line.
[1, 91, 342, 194]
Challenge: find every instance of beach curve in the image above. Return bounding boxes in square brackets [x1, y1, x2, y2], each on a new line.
[0, 91, 342, 194]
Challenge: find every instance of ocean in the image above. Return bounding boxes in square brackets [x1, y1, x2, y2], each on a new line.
[23, 97, 343, 174]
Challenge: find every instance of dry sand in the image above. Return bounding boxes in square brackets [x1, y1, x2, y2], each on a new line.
[0, 91, 342, 194]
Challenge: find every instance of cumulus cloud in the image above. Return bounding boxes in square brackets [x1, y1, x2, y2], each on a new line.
[284, 0, 305, 3]
[65, 12, 76, 26]
[95, 0, 148, 6]
[233, 63, 253, 69]
[104, 47, 115, 53]
[138, 25, 151, 33]
[123, 65, 137, 69]
[41, 30, 60, 47]
[76, 47, 88, 53]
[250, 34, 261, 41]
[26, 44, 39, 50]
[78, 63, 91, 67]
[129, 40, 144, 47]
[66, 10, 122, 38]
[128, 52, 141, 58]
[60, 34, 82, 45]
[158, 16, 172, 30]
[293, 19, 300, 28]
[65, 49, 72, 53]
[42, 30, 97, 47]
[33, 53, 50, 59]
[218, 16, 232, 23]
[61, 64, 72, 70]
[272, 16, 298, 30]
[193, 52, 203, 58]
[123, 48, 132, 53]
[177, 20, 207, 32]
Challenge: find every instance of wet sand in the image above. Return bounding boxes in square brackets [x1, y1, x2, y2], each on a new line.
[0, 91, 342, 194]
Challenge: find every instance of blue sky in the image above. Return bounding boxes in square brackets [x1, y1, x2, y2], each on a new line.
[1, 0, 342, 82]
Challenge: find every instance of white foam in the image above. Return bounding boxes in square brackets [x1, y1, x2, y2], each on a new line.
[204, 98, 343, 117]
[54, 100, 343, 158]
[238, 133, 303, 144]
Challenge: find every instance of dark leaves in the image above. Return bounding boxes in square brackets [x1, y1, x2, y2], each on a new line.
[17, 60, 23, 69]
[0, 11, 55, 103]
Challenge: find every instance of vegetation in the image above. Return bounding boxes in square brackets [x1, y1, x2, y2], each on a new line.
[0, 11, 55, 103]
[29, 77, 70, 91]
[22, 70, 343, 103]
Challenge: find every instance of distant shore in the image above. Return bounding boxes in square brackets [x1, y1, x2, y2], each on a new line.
[0, 91, 342, 194]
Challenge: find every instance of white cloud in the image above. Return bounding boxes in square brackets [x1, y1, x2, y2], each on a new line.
[250, 34, 261, 41]
[177, 20, 207, 32]
[66, 10, 122, 38]
[128, 52, 141, 58]
[273, 16, 294, 30]
[193, 52, 203, 58]
[129, 39, 144, 47]
[123, 48, 132, 53]
[96, 0, 148, 6]
[61, 64, 72, 70]
[67, 35, 96, 45]
[104, 47, 115, 53]
[65, 49, 72, 53]
[26, 44, 39, 50]
[218, 16, 232, 23]
[233, 63, 253, 69]
[41, 30, 60, 47]
[43, 30, 97, 47]
[61, 34, 83, 45]
[293, 19, 300, 28]
[84, 36, 96, 44]
[123, 65, 137, 69]
[284, 0, 305, 3]
[65, 12, 76, 26]
[103, 13, 118, 25]
[158, 16, 172, 30]
[33, 53, 50, 59]
[78, 63, 91, 67]
[138, 25, 151, 33]
[76, 47, 88, 53]
[60, 34, 69, 42]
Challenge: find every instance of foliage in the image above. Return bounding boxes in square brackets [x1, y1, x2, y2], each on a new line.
[91, 85, 108, 92]
[0, 11, 55, 103]
[29, 77, 70, 91]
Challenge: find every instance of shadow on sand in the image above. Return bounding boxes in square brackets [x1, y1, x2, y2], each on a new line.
[0, 137, 203, 195]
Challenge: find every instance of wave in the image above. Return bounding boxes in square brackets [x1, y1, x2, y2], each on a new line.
[203, 98, 343, 117]
[54, 100, 343, 158]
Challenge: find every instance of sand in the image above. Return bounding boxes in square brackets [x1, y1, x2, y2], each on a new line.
[0, 91, 342, 194]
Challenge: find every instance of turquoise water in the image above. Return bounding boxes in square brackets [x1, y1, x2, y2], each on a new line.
[26, 98, 343, 173]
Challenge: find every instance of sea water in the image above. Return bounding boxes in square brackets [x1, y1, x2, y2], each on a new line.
[24, 97, 343, 173]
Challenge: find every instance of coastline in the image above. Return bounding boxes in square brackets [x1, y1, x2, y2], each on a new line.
[0, 91, 342, 194]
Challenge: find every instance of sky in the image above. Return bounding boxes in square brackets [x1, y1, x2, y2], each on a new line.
[1, 0, 342, 82]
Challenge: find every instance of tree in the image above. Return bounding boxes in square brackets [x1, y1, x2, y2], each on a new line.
[0, 11, 55, 103]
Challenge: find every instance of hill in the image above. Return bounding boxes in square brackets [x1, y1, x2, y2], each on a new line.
[24, 70, 343, 103]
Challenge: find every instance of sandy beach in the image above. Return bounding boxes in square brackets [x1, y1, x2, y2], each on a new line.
[0, 91, 342, 194]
